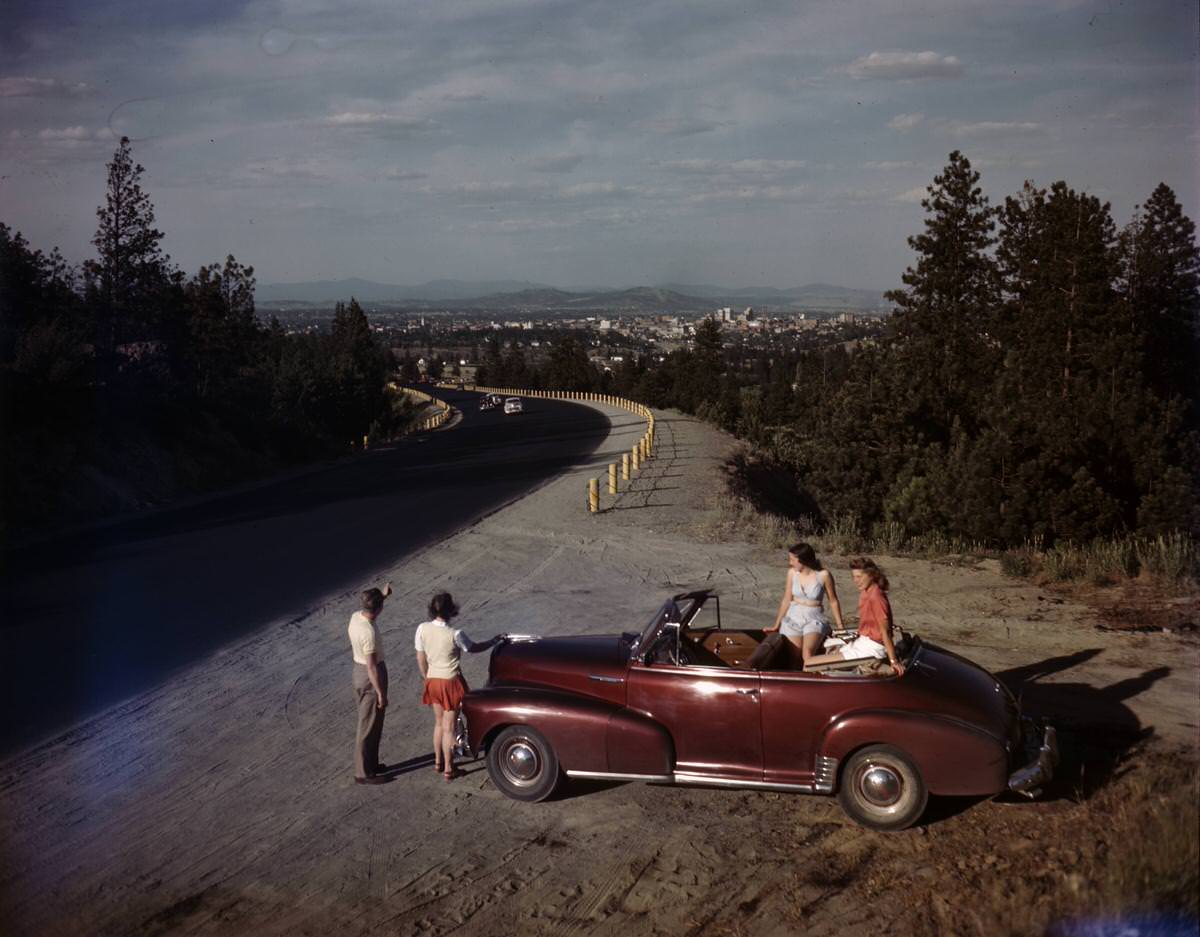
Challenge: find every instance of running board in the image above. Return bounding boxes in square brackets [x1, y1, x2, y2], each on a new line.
[565, 769, 819, 793]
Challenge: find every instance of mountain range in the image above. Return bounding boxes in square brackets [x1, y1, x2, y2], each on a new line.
[256, 278, 889, 312]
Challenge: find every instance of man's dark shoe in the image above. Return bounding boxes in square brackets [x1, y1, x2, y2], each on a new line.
[355, 774, 389, 785]
[375, 762, 389, 772]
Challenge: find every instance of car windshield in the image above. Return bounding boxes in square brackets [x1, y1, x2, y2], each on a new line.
[631, 600, 678, 660]
[630, 595, 705, 661]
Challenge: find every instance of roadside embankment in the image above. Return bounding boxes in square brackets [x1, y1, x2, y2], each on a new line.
[1, 401, 1195, 937]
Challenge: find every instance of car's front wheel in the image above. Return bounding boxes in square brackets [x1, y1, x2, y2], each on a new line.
[837, 744, 928, 830]
[487, 725, 562, 802]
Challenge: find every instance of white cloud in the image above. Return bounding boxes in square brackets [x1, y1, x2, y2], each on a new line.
[462, 217, 578, 235]
[0, 77, 90, 98]
[637, 116, 724, 136]
[887, 113, 925, 132]
[894, 186, 927, 203]
[561, 181, 631, 197]
[948, 120, 1041, 136]
[381, 167, 428, 181]
[685, 183, 811, 205]
[38, 126, 92, 141]
[6, 125, 114, 148]
[525, 153, 584, 173]
[323, 112, 437, 133]
[864, 160, 920, 170]
[658, 159, 806, 176]
[235, 157, 331, 184]
[848, 51, 964, 80]
[437, 180, 550, 202]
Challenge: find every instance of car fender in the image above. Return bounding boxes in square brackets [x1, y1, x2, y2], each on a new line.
[820, 709, 1009, 796]
[462, 687, 671, 775]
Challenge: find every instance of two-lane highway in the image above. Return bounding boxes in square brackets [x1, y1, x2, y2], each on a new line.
[0, 390, 610, 756]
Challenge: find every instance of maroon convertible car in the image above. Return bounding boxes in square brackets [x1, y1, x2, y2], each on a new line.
[458, 590, 1056, 830]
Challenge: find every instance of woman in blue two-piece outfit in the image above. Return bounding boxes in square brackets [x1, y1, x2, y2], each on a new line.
[767, 542, 845, 668]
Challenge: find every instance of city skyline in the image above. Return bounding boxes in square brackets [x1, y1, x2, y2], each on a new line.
[1, 0, 1195, 291]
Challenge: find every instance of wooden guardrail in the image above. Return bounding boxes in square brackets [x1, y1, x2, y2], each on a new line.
[387, 384, 454, 439]
[471, 385, 655, 513]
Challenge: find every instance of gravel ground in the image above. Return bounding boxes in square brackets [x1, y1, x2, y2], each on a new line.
[2, 402, 1196, 937]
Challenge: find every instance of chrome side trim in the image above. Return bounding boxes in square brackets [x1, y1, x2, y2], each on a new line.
[814, 755, 838, 793]
[588, 674, 625, 684]
[674, 772, 816, 793]
[566, 770, 673, 782]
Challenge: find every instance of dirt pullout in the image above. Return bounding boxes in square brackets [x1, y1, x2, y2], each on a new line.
[1, 407, 1196, 937]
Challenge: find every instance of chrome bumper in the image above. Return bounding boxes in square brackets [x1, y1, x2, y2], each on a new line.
[1008, 721, 1058, 797]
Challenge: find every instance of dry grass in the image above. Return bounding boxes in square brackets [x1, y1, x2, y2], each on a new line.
[843, 748, 1200, 937]
[713, 457, 1197, 591]
[693, 492, 812, 549]
[1002, 533, 1197, 592]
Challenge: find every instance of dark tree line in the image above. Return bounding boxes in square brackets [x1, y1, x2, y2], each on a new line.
[1, 137, 401, 532]
[479, 153, 1198, 547]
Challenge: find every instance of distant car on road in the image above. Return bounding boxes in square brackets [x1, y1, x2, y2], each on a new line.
[458, 590, 1057, 830]
[479, 394, 503, 411]
[503, 397, 523, 414]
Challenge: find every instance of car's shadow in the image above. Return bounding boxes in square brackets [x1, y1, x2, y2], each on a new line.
[996, 650, 1166, 801]
[554, 778, 629, 801]
[917, 651, 1168, 824]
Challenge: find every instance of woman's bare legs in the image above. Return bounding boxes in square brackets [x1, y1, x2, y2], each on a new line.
[801, 632, 825, 668]
[431, 703, 445, 771]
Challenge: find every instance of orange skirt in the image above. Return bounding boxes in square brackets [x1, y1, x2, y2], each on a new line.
[422, 674, 468, 710]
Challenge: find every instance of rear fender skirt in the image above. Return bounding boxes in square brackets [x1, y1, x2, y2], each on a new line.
[462, 687, 617, 773]
[821, 710, 1009, 796]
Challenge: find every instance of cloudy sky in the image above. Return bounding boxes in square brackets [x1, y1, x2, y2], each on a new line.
[1, 0, 1195, 290]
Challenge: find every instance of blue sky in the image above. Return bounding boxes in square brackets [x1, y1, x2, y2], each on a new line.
[1, 0, 1195, 290]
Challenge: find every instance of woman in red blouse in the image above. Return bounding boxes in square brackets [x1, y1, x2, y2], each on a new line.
[803, 558, 904, 675]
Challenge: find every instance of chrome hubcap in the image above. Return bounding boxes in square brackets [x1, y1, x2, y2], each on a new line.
[503, 740, 540, 784]
[860, 765, 902, 806]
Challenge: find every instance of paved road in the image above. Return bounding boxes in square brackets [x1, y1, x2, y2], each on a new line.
[0, 390, 609, 756]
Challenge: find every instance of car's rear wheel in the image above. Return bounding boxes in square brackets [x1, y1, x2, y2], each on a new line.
[487, 725, 562, 802]
[837, 744, 928, 830]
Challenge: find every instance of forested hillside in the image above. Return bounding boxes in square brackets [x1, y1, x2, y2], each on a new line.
[1, 138, 404, 535]
[483, 153, 1199, 550]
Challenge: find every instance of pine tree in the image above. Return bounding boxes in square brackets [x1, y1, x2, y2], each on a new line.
[1117, 183, 1200, 412]
[885, 151, 1000, 442]
[183, 256, 259, 402]
[989, 180, 1168, 541]
[85, 136, 167, 358]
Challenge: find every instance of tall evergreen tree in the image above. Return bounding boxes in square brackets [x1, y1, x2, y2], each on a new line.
[885, 151, 1000, 442]
[183, 256, 258, 402]
[986, 180, 1172, 541]
[1117, 183, 1200, 412]
[85, 136, 168, 358]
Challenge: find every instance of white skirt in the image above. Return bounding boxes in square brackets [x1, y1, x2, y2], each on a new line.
[835, 634, 887, 660]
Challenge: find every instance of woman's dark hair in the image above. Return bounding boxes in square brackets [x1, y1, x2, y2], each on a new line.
[361, 588, 385, 616]
[788, 542, 821, 570]
[850, 557, 889, 592]
[428, 592, 459, 620]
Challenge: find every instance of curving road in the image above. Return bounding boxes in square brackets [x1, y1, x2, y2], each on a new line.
[0, 390, 610, 756]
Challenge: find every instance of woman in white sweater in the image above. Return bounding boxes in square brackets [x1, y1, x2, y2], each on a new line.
[414, 592, 507, 781]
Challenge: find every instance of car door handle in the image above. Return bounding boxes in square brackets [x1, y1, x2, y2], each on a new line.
[736, 688, 760, 698]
